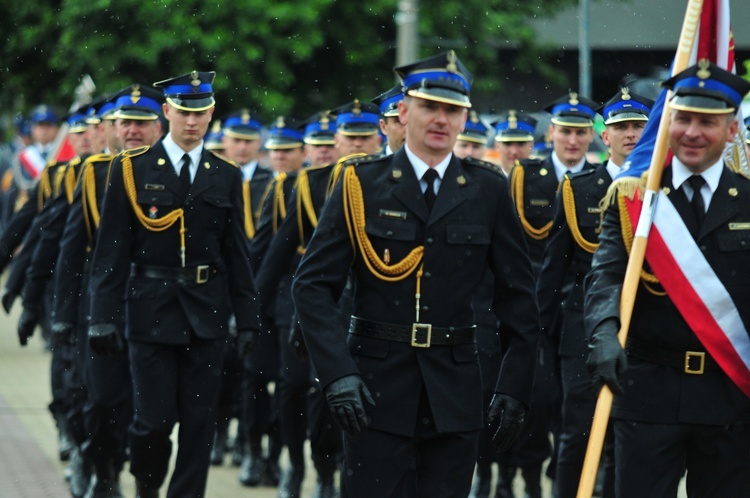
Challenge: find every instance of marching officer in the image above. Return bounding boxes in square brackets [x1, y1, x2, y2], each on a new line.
[453, 110, 489, 160]
[585, 62, 750, 498]
[492, 110, 537, 175]
[52, 84, 165, 498]
[210, 109, 270, 467]
[537, 88, 652, 498]
[241, 117, 307, 490]
[303, 110, 340, 167]
[504, 92, 600, 498]
[292, 51, 540, 498]
[371, 85, 405, 155]
[87, 71, 261, 498]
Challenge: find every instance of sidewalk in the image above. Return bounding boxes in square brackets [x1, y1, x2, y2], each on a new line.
[0, 299, 303, 498]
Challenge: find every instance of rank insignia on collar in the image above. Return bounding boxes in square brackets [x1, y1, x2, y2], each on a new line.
[729, 187, 738, 197]
[149, 206, 158, 219]
[597, 178, 604, 185]
[158, 158, 166, 166]
[204, 162, 210, 169]
[457, 175, 466, 185]
[540, 167, 548, 176]
[392, 169, 402, 179]
[662, 187, 671, 195]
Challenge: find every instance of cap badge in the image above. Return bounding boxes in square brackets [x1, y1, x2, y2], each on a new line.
[470, 111, 479, 124]
[697, 59, 711, 80]
[130, 84, 141, 104]
[569, 92, 579, 106]
[190, 71, 201, 92]
[320, 114, 330, 130]
[446, 50, 458, 73]
[353, 99, 362, 116]
[276, 116, 286, 128]
[211, 121, 221, 133]
[241, 110, 250, 124]
[621, 87, 631, 100]
[508, 110, 518, 130]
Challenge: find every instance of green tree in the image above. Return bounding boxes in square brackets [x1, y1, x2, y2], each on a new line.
[0, 0, 579, 120]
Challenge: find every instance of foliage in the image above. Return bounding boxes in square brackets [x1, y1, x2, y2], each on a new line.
[0, 0, 579, 121]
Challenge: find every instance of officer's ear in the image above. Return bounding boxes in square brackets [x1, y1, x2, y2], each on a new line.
[398, 99, 409, 126]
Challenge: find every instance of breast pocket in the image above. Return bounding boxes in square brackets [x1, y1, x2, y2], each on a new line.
[445, 224, 490, 245]
[365, 217, 418, 242]
[717, 230, 750, 252]
[137, 191, 173, 208]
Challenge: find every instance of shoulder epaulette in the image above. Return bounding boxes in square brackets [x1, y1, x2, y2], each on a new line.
[83, 153, 114, 165]
[208, 149, 236, 166]
[68, 156, 82, 167]
[343, 153, 386, 167]
[568, 168, 596, 180]
[461, 156, 504, 176]
[306, 162, 334, 173]
[120, 145, 150, 159]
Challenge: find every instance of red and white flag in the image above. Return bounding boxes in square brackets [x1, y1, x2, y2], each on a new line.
[619, 0, 750, 397]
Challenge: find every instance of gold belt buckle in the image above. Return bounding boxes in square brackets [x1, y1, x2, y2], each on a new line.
[684, 351, 705, 375]
[196, 265, 210, 284]
[411, 323, 432, 348]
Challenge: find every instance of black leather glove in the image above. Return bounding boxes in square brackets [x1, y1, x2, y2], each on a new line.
[586, 318, 628, 395]
[324, 374, 375, 437]
[88, 323, 123, 356]
[51, 321, 76, 347]
[2, 290, 17, 314]
[288, 320, 309, 362]
[487, 394, 526, 452]
[17, 305, 40, 347]
[237, 329, 259, 356]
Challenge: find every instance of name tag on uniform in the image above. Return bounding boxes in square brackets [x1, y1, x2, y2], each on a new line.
[380, 209, 407, 220]
[729, 222, 750, 230]
[587, 207, 603, 214]
[530, 199, 549, 207]
[145, 184, 165, 191]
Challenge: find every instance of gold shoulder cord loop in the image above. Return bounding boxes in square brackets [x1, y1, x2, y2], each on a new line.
[242, 181, 255, 240]
[327, 153, 367, 199]
[617, 192, 665, 296]
[82, 163, 97, 246]
[122, 154, 187, 267]
[272, 172, 288, 234]
[562, 177, 599, 254]
[342, 166, 424, 282]
[295, 170, 316, 255]
[37, 166, 52, 212]
[53, 164, 67, 198]
[511, 165, 552, 240]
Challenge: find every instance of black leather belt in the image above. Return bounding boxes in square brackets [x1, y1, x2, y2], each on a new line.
[627, 336, 719, 375]
[130, 263, 219, 284]
[349, 316, 475, 348]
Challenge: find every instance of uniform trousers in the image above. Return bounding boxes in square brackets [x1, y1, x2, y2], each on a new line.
[614, 418, 750, 497]
[128, 337, 224, 498]
[341, 386, 478, 498]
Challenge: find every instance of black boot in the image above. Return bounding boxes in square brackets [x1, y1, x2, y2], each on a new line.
[278, 464, 305, 498]
[471, 462, 491, 498]
[312, 455, 338, 498]
[210, 422, 229, 465]
[263, 432, 282, 486]
[84, 460, 123, 498]
[521, 464, 542, 498]
[135, 480, 159, 498]
[68, 448, 92, 498]
[495, 465, 516, 498]
[238, 435, 264, 487]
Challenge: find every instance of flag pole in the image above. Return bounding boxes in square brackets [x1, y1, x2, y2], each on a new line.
[575, 1, 704, 496]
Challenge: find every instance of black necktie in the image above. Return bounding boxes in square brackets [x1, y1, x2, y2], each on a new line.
[687, 175, 706, 229]
[179, 153, 191, 193]
[422, 169, 439, 212]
